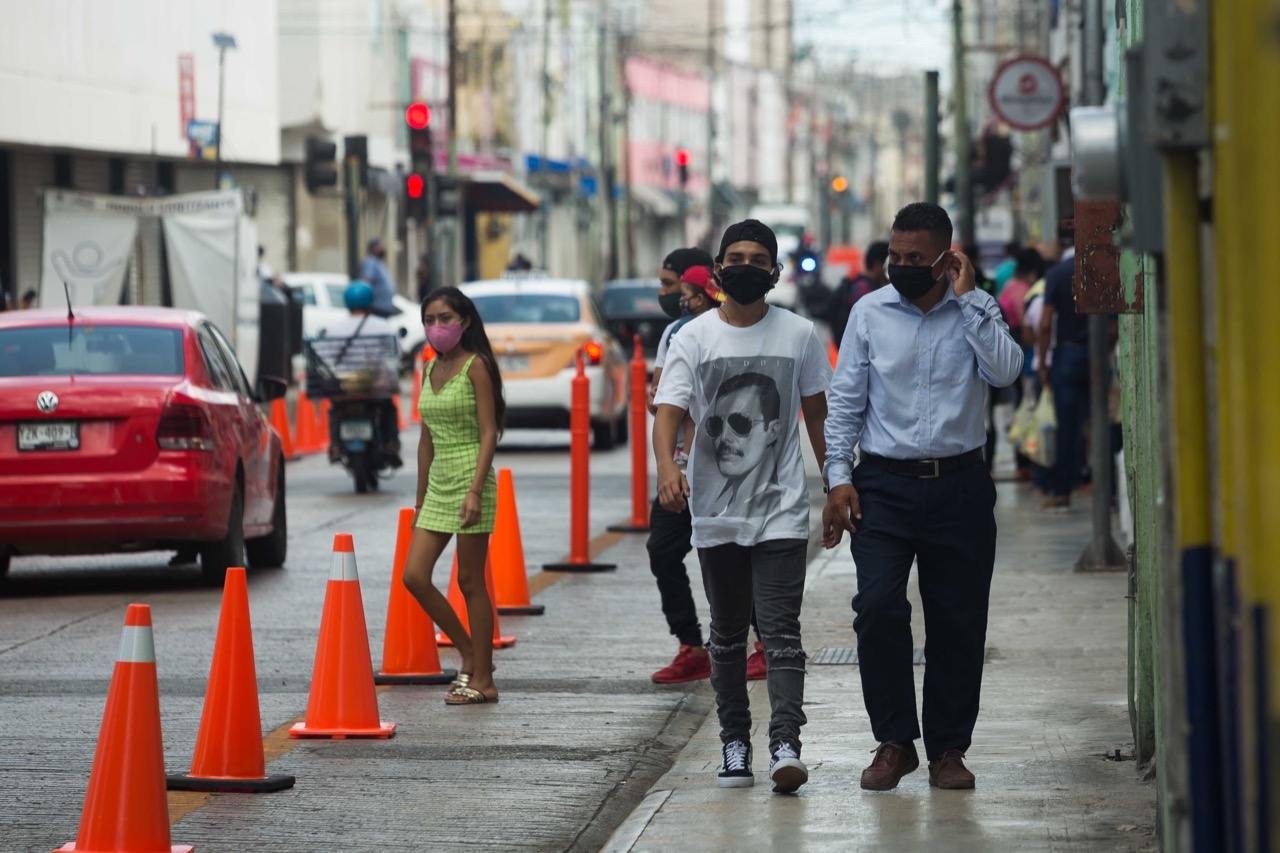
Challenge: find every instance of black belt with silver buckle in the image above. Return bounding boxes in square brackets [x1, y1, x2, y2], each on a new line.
[860, 448, 985, 479]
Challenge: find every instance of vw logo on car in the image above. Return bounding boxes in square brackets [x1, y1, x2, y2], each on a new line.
[36, 391, 59, 414]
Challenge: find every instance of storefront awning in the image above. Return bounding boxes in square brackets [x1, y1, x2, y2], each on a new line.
[464, 172, 541, 213]
[630, 184, 679, 218]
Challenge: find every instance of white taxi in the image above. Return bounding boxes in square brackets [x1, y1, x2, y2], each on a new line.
[459, 277, 629, 449]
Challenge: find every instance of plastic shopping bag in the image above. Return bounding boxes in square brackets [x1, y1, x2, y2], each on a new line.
[1006, 381, 1036, 448]
[1021, 388, 1057, 468]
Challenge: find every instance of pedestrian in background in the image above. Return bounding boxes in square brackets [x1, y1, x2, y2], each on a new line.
[655, 219, 831, 794]
[359, 238, 399, 318]
[1036, 242, 1087, 513]
[642, 252, 777, 687]
[401, 286, 505, 705]
[823, 202, 1022, 792]
[829, 240, 889, 350]
[19, 289, 37, 310]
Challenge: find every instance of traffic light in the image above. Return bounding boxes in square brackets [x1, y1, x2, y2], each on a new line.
[304, 137, 338, 194]
[404, 102, 432, 220]
[405, 173, 427, 219]
[831, 175, 849, 193]
[674, 148, 690, 188]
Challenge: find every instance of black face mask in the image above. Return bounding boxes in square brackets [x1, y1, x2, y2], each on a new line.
[658, 291, 683, 319]
[886, 251, 945, 300]
[718, 264, 774, 305]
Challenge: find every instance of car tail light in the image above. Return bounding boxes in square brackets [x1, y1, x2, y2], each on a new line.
[583, 340, 604, 366]
[157, 403, 213, 451]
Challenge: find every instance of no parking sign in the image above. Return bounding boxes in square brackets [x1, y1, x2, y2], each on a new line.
[988, 56, 1065, 131]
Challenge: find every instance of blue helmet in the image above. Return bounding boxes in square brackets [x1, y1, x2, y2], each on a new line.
[344, 280, 374, 310]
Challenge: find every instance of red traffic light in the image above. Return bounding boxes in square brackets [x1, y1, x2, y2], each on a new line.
[406, 173, 425, 199]
[674, 148, 690, 167]
[405, 102, 431, 130]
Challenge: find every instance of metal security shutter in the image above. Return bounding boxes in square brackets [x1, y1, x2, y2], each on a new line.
[73, 156, 110, 193]
[11, 150, 53, 296]
[123, 160, 165, 306]
[242, 166, 294, 275]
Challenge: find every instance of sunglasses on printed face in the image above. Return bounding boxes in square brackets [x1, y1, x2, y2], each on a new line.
[705, 412, 763, 438]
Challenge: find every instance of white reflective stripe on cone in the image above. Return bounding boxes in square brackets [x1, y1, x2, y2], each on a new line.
[329, 550, 360, 582]
[117, 625, 156, 663]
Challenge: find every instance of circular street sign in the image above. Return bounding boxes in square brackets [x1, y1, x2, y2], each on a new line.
[988, 56, 1065, 131]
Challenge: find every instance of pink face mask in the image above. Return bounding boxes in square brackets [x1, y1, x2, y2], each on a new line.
[426, 322, 465, 353]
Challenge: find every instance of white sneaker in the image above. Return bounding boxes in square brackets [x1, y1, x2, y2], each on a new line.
[717, 739, 754, 788]
[769, 741, 808, 793]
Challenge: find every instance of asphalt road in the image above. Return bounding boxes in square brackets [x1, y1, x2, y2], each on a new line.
[0, 426, 728, 852]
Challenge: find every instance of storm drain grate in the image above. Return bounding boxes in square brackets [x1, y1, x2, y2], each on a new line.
[811, 647, 993, 665]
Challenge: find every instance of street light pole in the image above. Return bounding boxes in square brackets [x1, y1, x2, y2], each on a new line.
[212, 32, 237, 189]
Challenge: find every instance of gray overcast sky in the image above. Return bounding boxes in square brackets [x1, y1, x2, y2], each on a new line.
[793, 0, 952, 74]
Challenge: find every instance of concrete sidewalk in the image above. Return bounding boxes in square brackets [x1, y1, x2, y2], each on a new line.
[604, 484, 1157, 853]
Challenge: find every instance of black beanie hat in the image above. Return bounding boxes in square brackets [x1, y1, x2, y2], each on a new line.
[662, 247, 715, 275]
[717, 220, 778, 265]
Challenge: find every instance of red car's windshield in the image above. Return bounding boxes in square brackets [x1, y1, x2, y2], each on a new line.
[0, 325, 184, 377]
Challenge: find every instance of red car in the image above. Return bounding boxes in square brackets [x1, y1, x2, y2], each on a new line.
[0, 306, 288, 584]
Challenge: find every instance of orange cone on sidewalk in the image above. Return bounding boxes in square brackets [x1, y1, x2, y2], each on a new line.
[410, 353, 424, 424]
[167, 568, 295, 793]
[269, 398, 296, 459]
[56, 604, 193, 853]
[436, 553, 516, 648]
[492, 468, 545, 616]
[376, 508, 458, 685]
[290, 535, 396, 739]
[316, 398, 331, 451]
[826, 339, 839, 368]
[393, 395, 406, 431]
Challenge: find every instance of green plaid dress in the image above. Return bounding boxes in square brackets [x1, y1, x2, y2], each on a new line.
[416, 354, 497, 533]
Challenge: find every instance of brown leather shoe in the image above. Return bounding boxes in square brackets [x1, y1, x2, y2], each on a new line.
[928, 749, 976, 789]
[860, 741, 920, 791]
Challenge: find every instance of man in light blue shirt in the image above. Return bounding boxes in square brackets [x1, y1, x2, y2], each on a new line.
[359, 238, 399, 318]
[822, 202, 1022, 793]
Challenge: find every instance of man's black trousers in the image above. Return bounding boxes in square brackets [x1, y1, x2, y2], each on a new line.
[848, 460, 997, 761]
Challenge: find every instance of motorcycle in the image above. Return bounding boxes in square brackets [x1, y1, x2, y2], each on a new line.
[329, 397, 399, 493]
[304, 333, 402, 494]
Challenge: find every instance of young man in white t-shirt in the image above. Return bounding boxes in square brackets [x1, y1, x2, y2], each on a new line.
[654, 220, 832, 794]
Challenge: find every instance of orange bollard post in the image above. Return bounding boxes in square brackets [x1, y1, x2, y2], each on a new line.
[168, 568, 295, 792]
[56, 605, 194, 853]
[608, 334, 651, 533]
[294, 389, 318, 454]
[410, 350, 424, 425]
[544, 350, 616, 572]
[290, 534, 396, 739]
[492, 468, 545, 615]
[375, 508, 458, 684]
[435, 552, 516, 648]
[269, 397, 296, 460]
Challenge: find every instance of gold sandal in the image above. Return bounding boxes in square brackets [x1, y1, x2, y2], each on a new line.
[445, 685, 497, 705]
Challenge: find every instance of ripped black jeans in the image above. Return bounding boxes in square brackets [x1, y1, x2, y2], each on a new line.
[698, 538, 807, 753]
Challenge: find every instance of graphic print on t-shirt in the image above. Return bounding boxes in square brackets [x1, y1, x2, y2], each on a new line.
[692, 356, 796, 527]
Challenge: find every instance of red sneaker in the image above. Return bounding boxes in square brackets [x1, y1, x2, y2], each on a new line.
[747, 641, 767, 681]
[652, 645, 711, 684]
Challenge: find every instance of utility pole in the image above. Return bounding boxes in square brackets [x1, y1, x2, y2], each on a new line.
[952, 0, 974, 245]
[925, 70, 940, 204]
[446, 0, 460, 285]
[1074, 0, 1125, 573]
[705, 1, 718, 246]
[211, 32, 237, 188]
[539, 0, 553, 269]
[598, 8, 617, 281]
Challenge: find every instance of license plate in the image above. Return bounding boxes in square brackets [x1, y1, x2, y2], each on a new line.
[339, 419, 374, 441]
[18, 421, 79, 451]
[497, 355, 529, 374]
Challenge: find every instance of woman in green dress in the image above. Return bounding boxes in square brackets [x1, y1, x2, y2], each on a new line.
[401, 287, 505, 705]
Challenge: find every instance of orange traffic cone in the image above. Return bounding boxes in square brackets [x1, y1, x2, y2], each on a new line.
[393, 395, 406, 432]
[290, 535, 396, 738]
[436, 552, 516, 648]
[56, 604, 193, 853]
[167, 568, 295, 793]
[492, 468, 545, 616]
[294, 389, 319, 454]
[826, 340, 838, 369]
[269, 398, 296, 459]
[375, 508, 458, 685]
[317, 398, 331, 449]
